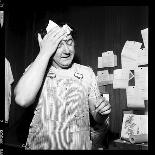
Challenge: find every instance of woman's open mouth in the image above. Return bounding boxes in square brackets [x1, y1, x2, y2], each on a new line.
[61, 53, 71, 58]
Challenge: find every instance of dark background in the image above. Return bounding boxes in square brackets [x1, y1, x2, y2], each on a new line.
[4, 1, 148, 147]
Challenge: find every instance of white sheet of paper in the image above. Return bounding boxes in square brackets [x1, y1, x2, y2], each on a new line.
[113, 69, 129, 80]
[97, 70, 106, 76]
[113, 69, 129, 89]
[126, 86, 145, 108]
[97, 70, 110, 86]
[121, 114, 148, 139]
[137, 48, 148, 66]
[121, 41, 142, 60]
[98, 57, 103, 68]
[121, 55, 138, 69]
[141, 28, 148, 49]
[102, 50, 113, 56]
[102, 93, 109, 102]
[102, 51, 115, 67]
[134, 67, 148, 100]
[114, 55, 117, 66]
[113, 79, 129, 89]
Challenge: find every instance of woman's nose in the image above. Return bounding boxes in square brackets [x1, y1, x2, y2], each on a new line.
[62, 42, 70, 53]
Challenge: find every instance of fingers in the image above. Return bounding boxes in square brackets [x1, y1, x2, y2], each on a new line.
[41, 27, 67, 48]
[55, 33, 67, 45]
[100, 108, 111, 115]
[38, 26, 68, 57]
[45, 26, 66, 41]
[54, 29, 66, 41]
[95, 96, 106, 108]
[95, 100, 111, 115]
[95, 101, 109, 112]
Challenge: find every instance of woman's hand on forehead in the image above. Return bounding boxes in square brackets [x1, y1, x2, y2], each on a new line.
[62, 34, 73, 41]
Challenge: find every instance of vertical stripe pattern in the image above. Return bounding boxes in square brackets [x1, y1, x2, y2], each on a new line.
[25, 63, 99, 150]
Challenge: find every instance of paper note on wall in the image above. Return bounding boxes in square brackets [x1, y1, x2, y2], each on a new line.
[113, 80, 129, 89]
[126, 86, 145, 108]
[113, 69, 129, 89]
[121, 114, 148, 140]
[113, 69, 129, 80]
[135, 67, 148, 100]
[98, 85, 106, 94]
[121, 41, 142, 60]
[102, 51, 115, 67]
[114, 55, 117, 66]
[97, 70, 110, 86]
[102, 93, 109, 102]
[141, 28, 148, 49]
[121, 55, 138, 69]
[137, 48, 148, 66]
[98, 57, 103, 68]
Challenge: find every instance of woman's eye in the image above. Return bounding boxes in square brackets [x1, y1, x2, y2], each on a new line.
[67, 39, 73, 45]
[58, 39, 73, 48]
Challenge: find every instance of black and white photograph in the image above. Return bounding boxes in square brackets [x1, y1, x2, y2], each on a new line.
[3, 0, 148, 151]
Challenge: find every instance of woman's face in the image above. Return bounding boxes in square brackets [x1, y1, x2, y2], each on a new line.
[52, 34, 75, 69]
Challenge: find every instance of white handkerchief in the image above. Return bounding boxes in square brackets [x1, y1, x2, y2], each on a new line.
[62, 24, 72, 35]
[46, 20, 72, 37]
[45, 20, 73, 41]
[46, 20, 59, 33]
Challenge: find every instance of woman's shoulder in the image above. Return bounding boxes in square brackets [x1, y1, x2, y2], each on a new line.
[74, 63, 96, 80]
[74, 63, 94, 73]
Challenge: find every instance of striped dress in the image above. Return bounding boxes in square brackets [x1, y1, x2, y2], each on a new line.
[25, 63, 100, 150]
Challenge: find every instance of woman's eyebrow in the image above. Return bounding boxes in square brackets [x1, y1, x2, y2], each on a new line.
[62, 37, 73, 42]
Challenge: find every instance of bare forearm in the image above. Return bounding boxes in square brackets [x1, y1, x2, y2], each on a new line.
[14, 26, 68, 107]
[14, 52, 50, 107]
